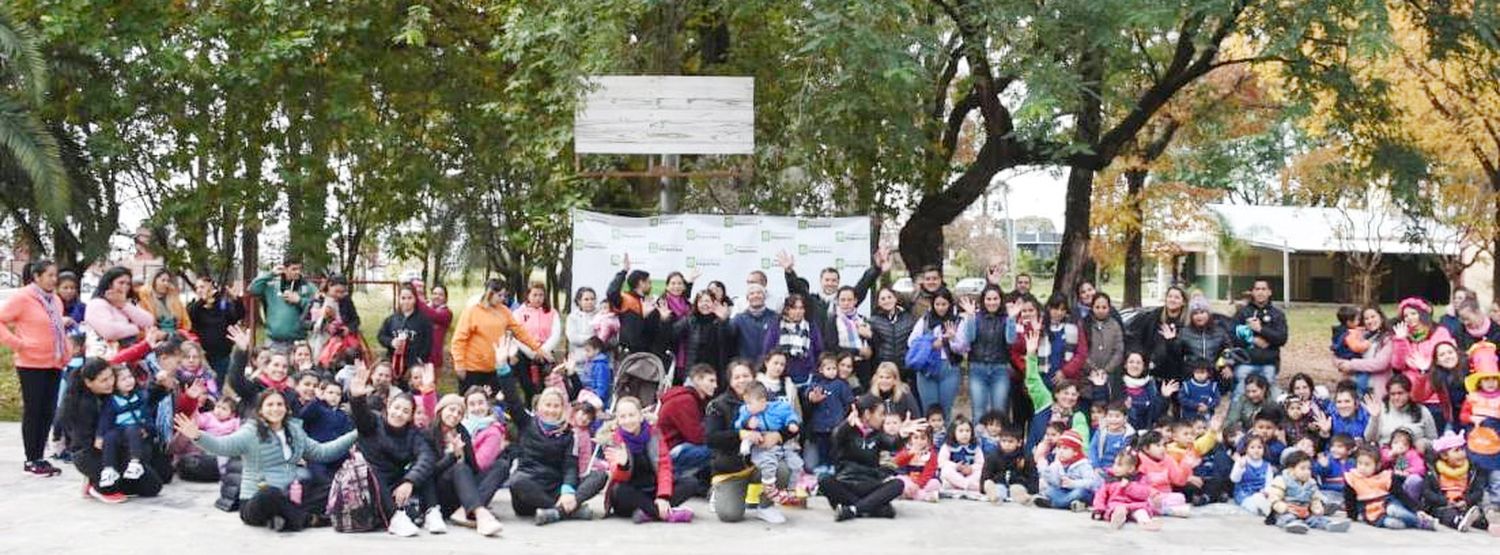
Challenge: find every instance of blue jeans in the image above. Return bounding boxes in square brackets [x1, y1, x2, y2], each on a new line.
[1044, 487, 1091, 509]
[1382, 499, 1421, 528]
[968, 362, 1012, 421]
[670, 443, 711, 480]
[1233, 364, 1278, 398]
[916, 362, 961, 420]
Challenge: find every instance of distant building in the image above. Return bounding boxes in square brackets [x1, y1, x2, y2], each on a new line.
[1015, 229, 1063, 260]
[1161, 203, 1486, 304]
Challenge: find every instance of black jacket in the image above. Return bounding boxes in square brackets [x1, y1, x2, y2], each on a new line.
[673, 312, 734, 373]
[868, 307, 916, 367]
[188, 295, 245, 358]
[1419, 464, 1487, 510]
[351, 395, 437, 487]
[607, 270, 664, 356]
[830, 421, 902, 489]
[1233, 302, 1288, 366]
[704, 391, 749, 475]
[225, 349, 304, 418]
[500, 378, 578, 491]
[377, 309, 433, 365]
[1126, 306, 1187, 381]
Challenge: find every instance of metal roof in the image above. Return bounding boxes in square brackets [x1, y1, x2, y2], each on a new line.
[1182, 203, 1462, 255]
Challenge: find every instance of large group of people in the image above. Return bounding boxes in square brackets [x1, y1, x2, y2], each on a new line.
[3, 248, 1500, 541]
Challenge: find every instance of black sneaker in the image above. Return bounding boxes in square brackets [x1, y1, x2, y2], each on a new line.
[1032, 497, 1053, 509]
[23, 460, 61, 477]
[868, 505, 896, 519]
[835, 505, 857, 522]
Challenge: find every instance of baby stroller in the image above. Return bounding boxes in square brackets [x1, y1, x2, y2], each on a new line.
[613, 352, 669, 410]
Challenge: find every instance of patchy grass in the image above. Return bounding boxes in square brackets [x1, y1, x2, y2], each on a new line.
[0, 348, 16, 421]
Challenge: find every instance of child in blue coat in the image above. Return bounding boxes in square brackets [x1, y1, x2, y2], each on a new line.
[803, 354, 854, 474]
[297, 378, 353, 481]
[737, 381, 804, 505]
[1179, 363, 1221, 423]
[97, 367, 152, 488]
[1232, 435, 1275, 514]
[1088, 401, 1136, 475]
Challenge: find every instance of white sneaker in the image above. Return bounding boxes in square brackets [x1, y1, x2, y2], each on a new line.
[755, 506, 787, 524]
[424, 506, 447, 534]
[123, 459, 144, 480]
[98, 467, 120, 488]
[388, 511, 419, 537]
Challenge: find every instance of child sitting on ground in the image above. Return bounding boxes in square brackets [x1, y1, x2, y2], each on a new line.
[194, 396, 241, 475]
[1187, 418, 1232, 505]
[1316, 434, 1358, 510]
[1092, 449, 1163, 531]
[736, 382, 804, 505]
[1231, 436, 1275, 515]
[1034, 429, 1099, 511]
[926, 405, 947, 447]
[1420, 431, 1493, 534]
[1166, 418, 1223, 505]
[1344, 446, 1436, 530]
[96, 366, 150, 487]
[1383, 428, 1427, 502]
[1178, 361, 1220, 423]
[1263, 450, 1351, 534]
[982, 427, 1036, 504]
[892, 428, 940, 502]
[938, 416, 986, 500]
[1135, 430, 1193, 518]
[977, 410, 1006, 453]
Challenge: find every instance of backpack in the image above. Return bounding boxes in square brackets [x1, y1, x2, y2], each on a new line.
[905, 329, 942, 378]
[326, 448, 387, 533]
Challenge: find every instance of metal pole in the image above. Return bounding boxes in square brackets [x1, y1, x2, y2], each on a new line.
[1283, 244, 1292, 308]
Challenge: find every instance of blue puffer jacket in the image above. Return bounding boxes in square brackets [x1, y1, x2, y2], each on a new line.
[803, 375, 854, 434]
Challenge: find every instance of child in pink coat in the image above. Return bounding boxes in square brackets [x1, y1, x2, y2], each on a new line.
[1093, 449, 1163, 531]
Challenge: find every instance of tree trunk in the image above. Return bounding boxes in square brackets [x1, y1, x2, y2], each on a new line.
[1123, 169, 1147, 308]
[1053, 46, 1105, 299]
[1492, 191, 1500, 297]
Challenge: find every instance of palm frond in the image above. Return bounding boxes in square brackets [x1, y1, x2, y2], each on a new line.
[0, 94, 69, 217]
[0, 4, 49, 102]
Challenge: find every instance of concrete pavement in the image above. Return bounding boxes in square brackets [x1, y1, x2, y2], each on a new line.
[0, 423, 1491, 554]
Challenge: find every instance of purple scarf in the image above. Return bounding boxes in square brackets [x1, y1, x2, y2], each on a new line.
[619, 421, 654, 456]
[29, 285, 65, 362]
[665, 294, 692, 319]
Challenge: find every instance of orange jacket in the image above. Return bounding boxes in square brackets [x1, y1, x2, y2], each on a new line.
[449, 302, 543, 373]
[1460, 390, 1500, 426]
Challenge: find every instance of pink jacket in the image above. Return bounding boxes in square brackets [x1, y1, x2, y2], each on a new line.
[194, 411, 242, 438]
[1390, 325, 1452, 405]
[1380, 446, 1426, 478]
[0, 284, 68, 369]
[1137, 451, 1190, 494]
[84, 297, 154, 341]
[471, 421, 507, 473]
[1093, 475, 1157, 515]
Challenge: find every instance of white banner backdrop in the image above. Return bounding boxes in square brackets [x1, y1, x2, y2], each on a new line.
[571, 209, 873, 312]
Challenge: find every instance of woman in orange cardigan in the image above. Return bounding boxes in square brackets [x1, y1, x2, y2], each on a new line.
[450, 279, 547, 394]
[136, 268, 191, 337]
[0, 260, 70, 477]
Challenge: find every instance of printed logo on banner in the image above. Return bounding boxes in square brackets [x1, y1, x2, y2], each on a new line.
[648, 242, 683, 254]
[649, 217, 661, 227]
[761, 229, 796, 243]
[799, 244, 834, 256]
[686, 256, 697, 268]
[687, 229, 696, 240]
[799, 219, 834, 229]
[723, 216, 734, 228]
[610, 254, 621, 266]
[836, 229, 871, 243]
[687, 228, 721, 241]
[761, 258, 773, 269]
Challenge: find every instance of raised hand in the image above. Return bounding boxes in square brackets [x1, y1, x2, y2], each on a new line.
[1392, 322, 1408, 340]
[349, 359, 371, 398]
[622, 252, 631, 272]
[986, 262, 1004, 285]
[173, 413, 202, 441]
[958, 296, 978, 316]
[1161, 380, 1181, 398]
[875, 246, 893, 273]
[1025, 327, 1042, 355]
[1158, 323, 1177, 341]
[775, 250, 794, 272]
[686, 267, 702, 283]
[227, 325, 252, 351]
[1005, 299, 1022, 320]
[1362, 392, 1382, 416]
[713, 301, 730, 321]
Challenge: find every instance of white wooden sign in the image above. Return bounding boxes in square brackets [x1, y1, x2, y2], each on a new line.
[574, 76, 754, 155]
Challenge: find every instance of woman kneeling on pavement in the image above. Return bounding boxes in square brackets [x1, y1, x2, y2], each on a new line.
[704, 358, 795, 523]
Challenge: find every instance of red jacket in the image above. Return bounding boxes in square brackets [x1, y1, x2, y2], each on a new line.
[608, 425, 674, 500]
[656, 386, 707, 448]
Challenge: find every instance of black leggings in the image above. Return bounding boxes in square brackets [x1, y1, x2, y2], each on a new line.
[437, 461, 511, 514]
[72, 446, 163, 497]
[609, 480, 694, 519]
[819, 477, 902, 515]
[17, 368, 60, 462]
[375, 470, 434, 518]
[509, 472, 604, 516]
[458, 371, 501, 397]
[240, 487, 308, 531]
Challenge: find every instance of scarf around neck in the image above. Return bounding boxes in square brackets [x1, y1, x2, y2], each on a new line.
[619, 422, 654, 455]
[29, 284, 66, 361]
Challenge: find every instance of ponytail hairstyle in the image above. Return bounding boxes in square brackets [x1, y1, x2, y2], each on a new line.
[21, 259, 56, 286]
[60, 357, 114, 432]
